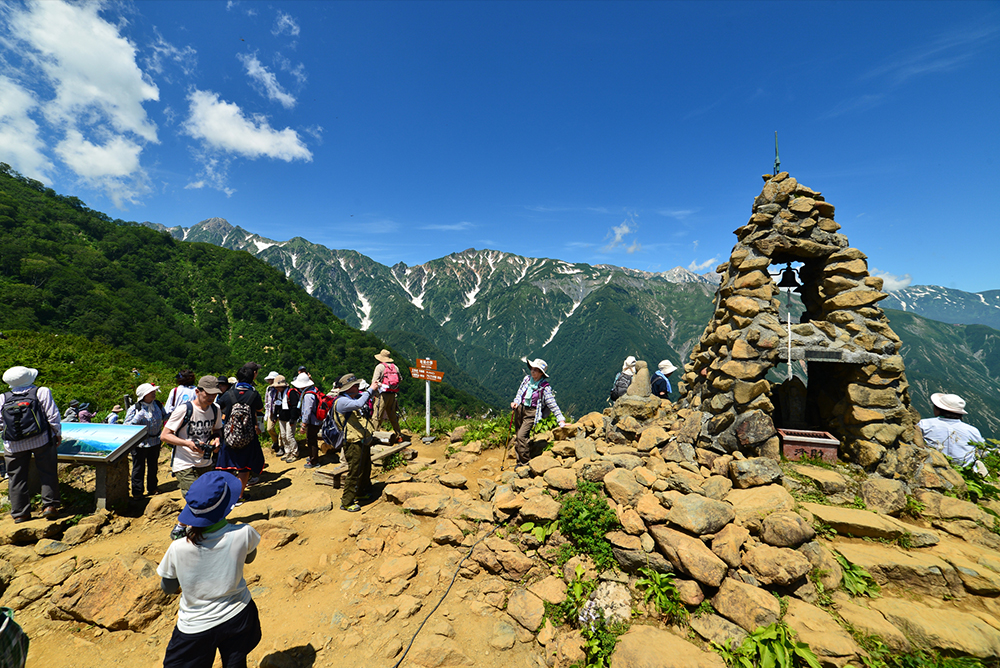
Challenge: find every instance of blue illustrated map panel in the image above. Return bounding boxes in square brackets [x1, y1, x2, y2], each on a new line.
[58, 423, 147, 461]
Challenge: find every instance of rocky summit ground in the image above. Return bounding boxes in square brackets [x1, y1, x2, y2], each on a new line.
[5, 396, 1000, 668]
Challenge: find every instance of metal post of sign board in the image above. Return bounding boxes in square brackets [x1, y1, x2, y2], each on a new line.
[425, 380, 431, 436]
[409, 359, 443, 437]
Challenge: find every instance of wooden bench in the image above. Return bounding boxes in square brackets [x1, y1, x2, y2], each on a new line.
[312, 441, 412, 489]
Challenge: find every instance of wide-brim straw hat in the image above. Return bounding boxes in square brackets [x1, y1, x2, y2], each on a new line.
[375, 349, 394, 364]
[291, 372, 314, 389]
[272, 374, 288, 388]
[264, 371, 279, 381]
[111, 405, 123, 412]
[135, 383, 160, 399]
[931, 393, 967, 415]
[2, 366, 38, 388]
[526, 358, 549, 378]
[658, 360, 678, 375]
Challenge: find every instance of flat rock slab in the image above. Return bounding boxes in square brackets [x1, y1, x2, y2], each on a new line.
[791, 464, 848, 494]
[507, 588, 545, 632]
[836, 542, 963, 598]
[802, 503, 906, 540]
[267, 491, 332, 518]
[784, 598, 861, 666]
[48, 557, 168, 630]
[377, 556, 418, 583]
[611, 624, 726, 668]
[689, 613, 747, 648]
[834, 599, 910, 653]
[872, 597, 1000, 658]
[712, 578, 780, 632]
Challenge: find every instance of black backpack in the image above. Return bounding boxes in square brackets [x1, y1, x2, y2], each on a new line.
[609, 372, 631, 402]
[1, 387, 49, 441]
[320, 408, 346, 453]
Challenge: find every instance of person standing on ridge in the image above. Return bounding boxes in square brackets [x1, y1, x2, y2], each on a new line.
[216, 364, 265, 503]
[292, 372, 322, 469]
[165, 369, 197, 414]
[918, 392, 984, 466]
[105, 404, 123, 423]
[262, 371, 281, 455]
[124, 383, 167, 497]
[161, 375, 223, 540]
[62, 399, 80, 423]
[157, 471, 261, 668]
[651, 360, 677, 401]
[1, 366, 61, 523]
[334, 373, 379, 512]
[371, 349, 405, 446]
[509, 359, 566, 465]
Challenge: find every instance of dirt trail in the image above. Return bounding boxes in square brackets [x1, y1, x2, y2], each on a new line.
[13, 436, 540, 668]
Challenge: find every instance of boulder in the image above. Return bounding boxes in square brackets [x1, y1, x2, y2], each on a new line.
[725, 485, 796, 532]
[761, 511, 816, 548]
[438, 472, 468, 489]
[377, 556, 418, 583]
[689, 613, 748, 648]
[791, 465, 848, 494]
[861, 478, 906, 515]
[611, 624, 726, 668]
[519, 495, 561, 523]
[801, 504, 908, 540]
[871, 597, 1000, 658]
[668, 494, 735, 536]
[635, 494, 670, 524]
[528, 576, 567, 605]
[384, 482, 447, 504]
[529, 455, 560, 476]
[47, 557, 167, 630]
[711, 524, 750, 569]
[604, 468, 644, 507]
[649, 526, 727, 587]
[432, 520, 464, 546]
[728, 457, 782, 489]
[712, 578, 780, 632]
[543, 467, 578, 491]
[798, 542, 843, 592]
[742, 545, 812, 586]
[784, 598, 861, 667]
[506, 589, 545, 632]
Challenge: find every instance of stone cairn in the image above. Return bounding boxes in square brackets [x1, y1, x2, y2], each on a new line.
[678, 172, 918, 470]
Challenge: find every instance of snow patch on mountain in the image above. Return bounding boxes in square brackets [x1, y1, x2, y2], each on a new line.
[543, 321, 562, 347]
[356, 291, 372, 331]
[253, 239, 275, 252]
[464, 274, 483, 308]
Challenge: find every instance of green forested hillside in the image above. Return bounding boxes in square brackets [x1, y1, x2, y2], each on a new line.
[0, 165, 486, 415]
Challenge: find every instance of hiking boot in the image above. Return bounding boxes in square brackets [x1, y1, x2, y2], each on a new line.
[170, 524, 186, 540]
[42, 506, 59, 520]
[248, 476, 260, 485]
[12, 514, 30, 524]
[282, 455, 297, 463]
[340, 503, 361, 512]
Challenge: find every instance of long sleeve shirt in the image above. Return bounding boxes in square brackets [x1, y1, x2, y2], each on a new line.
[1, 384, 61, 453]
[124, 400, 167, 448]
[299, 388, 321, 426]
[512, 376, 564, 426]
[918, 417, 983, 465]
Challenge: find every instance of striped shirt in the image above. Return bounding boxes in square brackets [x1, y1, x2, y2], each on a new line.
[0, 385, 62, 454]
[512, 375, 564, 426]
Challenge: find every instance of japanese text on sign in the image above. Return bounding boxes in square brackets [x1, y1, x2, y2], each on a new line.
[409, 367, 444, 382]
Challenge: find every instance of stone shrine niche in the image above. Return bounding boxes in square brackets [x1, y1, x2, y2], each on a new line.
[677, 172, 919, 469]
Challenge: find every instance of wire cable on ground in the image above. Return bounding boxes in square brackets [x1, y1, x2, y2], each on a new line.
[390, 519, 507, 668]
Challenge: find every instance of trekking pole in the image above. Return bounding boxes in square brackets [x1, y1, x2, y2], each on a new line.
[500, 410, 515, 471]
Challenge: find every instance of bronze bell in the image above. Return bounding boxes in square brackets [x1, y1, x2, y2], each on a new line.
[776, 264, 800, 289]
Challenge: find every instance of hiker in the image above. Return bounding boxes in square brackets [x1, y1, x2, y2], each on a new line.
[62, 399, 80, 423]
[124, 383, 167, 498]
[78, 405, 94, 423]
[272, 375, 296, 459]
[216, 376, 233, 400]
[217, 364, 265, 502]
[1, 366, 61, 523]
[161, 375, 223, 540]
[292, 372, 322, 469]
[918, 392, 984, 466]
[263, 371, 281, 454]
[651, 360, 677, 401]
[157, 471, 261, 668]
[509, 359, 566, 465]
[105, 404, 123, 424]
[608, 356, 637, 403]
[165, 369, 197, 414]
[334, 373, 378, 512]
[371, 349, 405, 446]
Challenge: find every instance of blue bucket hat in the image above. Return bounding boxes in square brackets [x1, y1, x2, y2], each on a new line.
[178, 471, 242, 527]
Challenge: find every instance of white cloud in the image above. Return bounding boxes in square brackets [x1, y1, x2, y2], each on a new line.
[421, 221, 474, 231]
[275, 53, 307, 86]
[11, 0, 159, 142]
[658, 209, 696, 220]
[145, 30, 197, 79]
[603, 217, 636, 252]
[273, 11, 300, 37]
[870, 268, 912, 292]
[55, 129, 149, 206]
[0, 76, 53, 181]
[687, 256, 719, 272]
[238, 53, 296, 108]
[183, 89, 312, 161]
[626, 240, 642, 254]
[185, 152, 235, 197]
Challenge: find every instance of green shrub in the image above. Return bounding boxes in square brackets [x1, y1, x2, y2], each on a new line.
[714, 622, 821, 668]
[557, 480, 619, 572]
[635, 567, 687, 624]
[833, 551, 880, 598]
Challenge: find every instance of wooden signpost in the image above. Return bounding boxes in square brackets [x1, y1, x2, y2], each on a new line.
[409, 358, 443, 435]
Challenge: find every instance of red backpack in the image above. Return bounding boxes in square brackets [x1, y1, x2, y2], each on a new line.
[382, 363, 400, 392]
[308, 389, 335, 421]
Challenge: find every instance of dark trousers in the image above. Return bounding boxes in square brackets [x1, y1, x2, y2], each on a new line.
[305, 423, 320, 465]
[131, 446, 161, 495]
[5, 440, 60, 518]
[341, 438, 372, 507]
[512, 404, 536, 464]
[163, 599, 261, 668]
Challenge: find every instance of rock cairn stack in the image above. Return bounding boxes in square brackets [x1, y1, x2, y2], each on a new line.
[679, 172, 917, 469]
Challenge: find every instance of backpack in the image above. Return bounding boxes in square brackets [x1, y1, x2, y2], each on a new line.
[224, 391, 257, 450]
[320, 408, 346, 453]
[313, 391, 335, 421]
[1, 387, 49, 442]
[382, 363, 400, 392]
[609, 372, 631, 402]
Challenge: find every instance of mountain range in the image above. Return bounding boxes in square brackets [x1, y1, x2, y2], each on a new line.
[147, 218, 1000, 437]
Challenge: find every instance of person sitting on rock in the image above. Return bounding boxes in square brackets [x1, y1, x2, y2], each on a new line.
[918, 392, 984, 466]
[651, 360, 677, 401]
[509, 358, 566, 465]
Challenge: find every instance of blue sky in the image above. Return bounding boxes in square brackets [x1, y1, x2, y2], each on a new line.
[1, 1, 997, 292]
